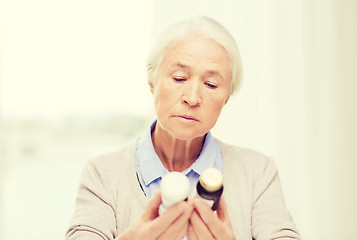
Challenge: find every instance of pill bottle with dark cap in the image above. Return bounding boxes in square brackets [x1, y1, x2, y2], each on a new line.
[196, 168, 223, 211]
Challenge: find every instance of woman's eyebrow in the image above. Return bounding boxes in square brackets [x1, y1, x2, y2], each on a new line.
[169, 62, 190, 70]
[169, 63, 224, 80]
[206, 70, 224, 80]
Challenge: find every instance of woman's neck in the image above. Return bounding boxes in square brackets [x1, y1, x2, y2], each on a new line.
[152, 123, 205, 172]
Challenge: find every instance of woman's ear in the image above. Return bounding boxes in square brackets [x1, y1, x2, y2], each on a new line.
[148, 81, 155, 95]
[224, 96, 230, 105]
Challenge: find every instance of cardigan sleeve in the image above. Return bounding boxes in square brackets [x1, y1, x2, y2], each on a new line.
[251, 158, 301, 240]
[65, 160, 117, 240]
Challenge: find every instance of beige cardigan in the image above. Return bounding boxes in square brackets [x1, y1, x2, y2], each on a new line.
[66, 140, 300, 240]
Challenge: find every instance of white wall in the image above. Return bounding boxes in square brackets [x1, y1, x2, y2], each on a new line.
[0, 1, 153, 240]
[0, 0, 153, 118]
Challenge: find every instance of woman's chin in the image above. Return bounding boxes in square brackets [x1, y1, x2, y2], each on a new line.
[170, 130, 206, 141]
[157, 121, 209, 141]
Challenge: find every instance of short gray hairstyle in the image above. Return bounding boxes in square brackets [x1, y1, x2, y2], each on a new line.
[146, 16, 243, 95]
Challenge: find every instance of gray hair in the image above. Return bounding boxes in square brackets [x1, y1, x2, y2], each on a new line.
[146, 16, 243, 95]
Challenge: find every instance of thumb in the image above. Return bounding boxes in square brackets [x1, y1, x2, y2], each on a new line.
[216, 195, 228, 222]
[143, 190, 162, 220]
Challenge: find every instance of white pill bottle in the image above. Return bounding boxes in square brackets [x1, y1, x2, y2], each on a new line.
[160, 172, 190, 210]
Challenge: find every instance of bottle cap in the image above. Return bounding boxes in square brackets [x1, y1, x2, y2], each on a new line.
[160, 172, 189, 208]
[199, 168, 223, 192]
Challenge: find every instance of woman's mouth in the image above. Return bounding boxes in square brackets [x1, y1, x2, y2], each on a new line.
[176, 115, 199, 122]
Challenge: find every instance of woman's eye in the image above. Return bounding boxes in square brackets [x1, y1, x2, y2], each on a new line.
[173, 77, 186, 82]
[205, 82, 218, 89]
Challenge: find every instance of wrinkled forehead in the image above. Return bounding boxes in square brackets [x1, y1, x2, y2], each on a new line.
[161, 34, 233, 75]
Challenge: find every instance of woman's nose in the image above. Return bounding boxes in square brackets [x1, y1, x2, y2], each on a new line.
[181, 79, 202, 107]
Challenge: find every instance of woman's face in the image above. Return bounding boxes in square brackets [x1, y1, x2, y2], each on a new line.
[150, 35, 232, 140]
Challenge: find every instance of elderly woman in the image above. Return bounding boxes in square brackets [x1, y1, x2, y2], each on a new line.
[66, 16, 300, 240]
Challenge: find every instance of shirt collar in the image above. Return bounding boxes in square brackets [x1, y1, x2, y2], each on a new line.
[188, 131, 222, 175]
[136, 120, 222, 186]
[136, 121, 166, 186]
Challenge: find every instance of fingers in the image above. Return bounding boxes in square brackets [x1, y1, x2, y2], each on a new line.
[187, 224, 198, 240]
[143, 190, 162, 220]
[173, 198, 194, 239]
[193, 198, 227, 239]
[216, 195, 228, 222]
[189, 209, 214, 239]
[216, 195, 234, 233]
[192, 197, 235, 240]
[127, 192, 195, 240]
[173, 221, 189, 240]
[142, 192, 234, 240]
[193, 198, 219, 228]
[157, 198, 194, 240]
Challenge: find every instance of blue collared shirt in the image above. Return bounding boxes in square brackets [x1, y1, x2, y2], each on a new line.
[135, 121, 223, 198]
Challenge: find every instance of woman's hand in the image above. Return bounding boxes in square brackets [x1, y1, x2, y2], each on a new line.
[117, 190, 194, 240]
[187, 195, 235, 240]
